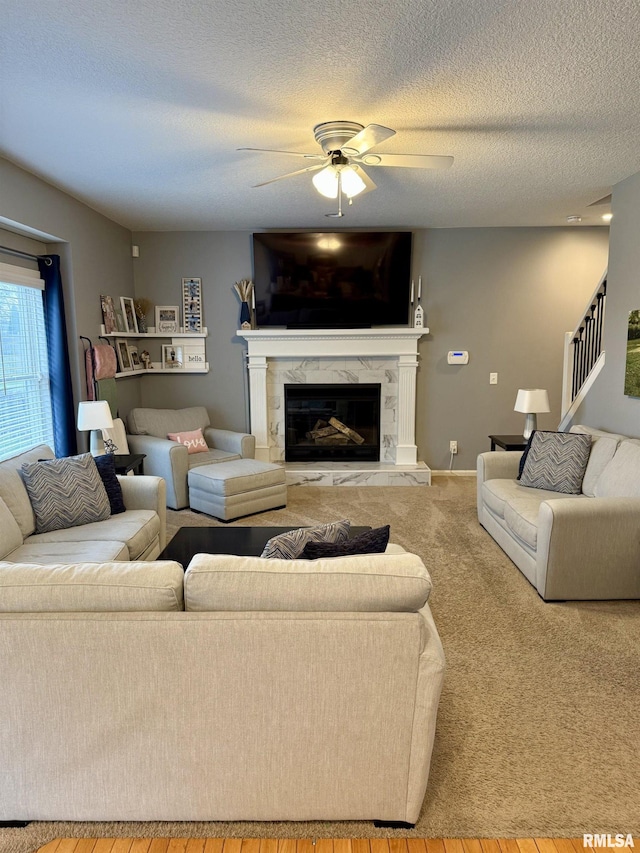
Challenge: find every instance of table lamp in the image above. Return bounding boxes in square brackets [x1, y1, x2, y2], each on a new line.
[514, 389, 550, 439]
[77, 400, 114, 456]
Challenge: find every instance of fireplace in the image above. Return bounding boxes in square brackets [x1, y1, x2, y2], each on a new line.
[285, 384, 381, 462]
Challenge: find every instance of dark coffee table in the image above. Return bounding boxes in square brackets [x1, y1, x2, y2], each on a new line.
[160, 525, 372, 566]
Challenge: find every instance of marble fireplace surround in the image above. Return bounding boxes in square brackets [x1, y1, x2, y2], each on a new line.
[239, 328, 430, 485]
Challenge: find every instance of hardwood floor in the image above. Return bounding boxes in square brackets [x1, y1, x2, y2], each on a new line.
[36, 839, 588, 853]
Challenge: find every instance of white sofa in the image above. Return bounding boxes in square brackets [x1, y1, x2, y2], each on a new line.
[477, 424, 640, 601]
[0, 445, 166, 563]
[0, 549, 445, 824]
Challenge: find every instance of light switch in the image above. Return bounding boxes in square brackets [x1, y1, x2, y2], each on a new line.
[490, 373, 498, 385]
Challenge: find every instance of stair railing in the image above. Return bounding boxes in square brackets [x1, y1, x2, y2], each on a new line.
[560, 271, 607, 424]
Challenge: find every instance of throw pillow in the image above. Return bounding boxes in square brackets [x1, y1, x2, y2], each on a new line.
[93, 453, 126, 514]
[301, 525, 390, 559]
[21, 453, 111, 533]
[261, 519, 350, 559]
[167, 427, 208, 454]
[519, 431, 592, 494]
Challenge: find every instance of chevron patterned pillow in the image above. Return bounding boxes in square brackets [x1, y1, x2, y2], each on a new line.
[21, 453, 112, 533]
[260, 519, 350, 559]
[519, 431, 592, 494]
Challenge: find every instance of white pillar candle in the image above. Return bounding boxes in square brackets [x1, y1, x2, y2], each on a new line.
[410, 280, 415, 303]
[418, 276, 422, 300]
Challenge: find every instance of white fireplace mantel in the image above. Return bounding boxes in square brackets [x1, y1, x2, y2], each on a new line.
[238, 327, 428, 466]
[239, 327, 428, 358]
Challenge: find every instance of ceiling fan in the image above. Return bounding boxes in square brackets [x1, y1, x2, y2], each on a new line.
[238, 121, 453, 215]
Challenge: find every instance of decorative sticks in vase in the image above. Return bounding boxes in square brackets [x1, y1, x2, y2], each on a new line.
[233, 279, 254, 329]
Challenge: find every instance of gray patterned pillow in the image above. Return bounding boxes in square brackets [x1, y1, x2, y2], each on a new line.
[519, 431, 592, 494]
[261, 519, 350, 559]
[21, 453, 111, 533]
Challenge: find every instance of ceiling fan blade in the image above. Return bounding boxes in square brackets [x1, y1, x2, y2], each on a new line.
[341, 124, 396, 157]
[356, 153, 454, 169]
[252, 160, 329, 188]
[238, 147, 325, 160]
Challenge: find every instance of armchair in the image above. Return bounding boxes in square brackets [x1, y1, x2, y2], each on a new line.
[126, 407, 255, 509]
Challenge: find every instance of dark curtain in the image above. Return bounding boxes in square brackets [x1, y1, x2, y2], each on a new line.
[38, 255, 77, 457]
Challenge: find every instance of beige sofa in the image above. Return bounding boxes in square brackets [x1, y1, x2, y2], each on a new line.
[126, 406, 256, 509]
[0, 549, 445, 824]
[0, 445, 166, 563]
[477, 424, 640, 601]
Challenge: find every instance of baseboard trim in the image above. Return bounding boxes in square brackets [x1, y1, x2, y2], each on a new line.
[431, 470, 476, 476]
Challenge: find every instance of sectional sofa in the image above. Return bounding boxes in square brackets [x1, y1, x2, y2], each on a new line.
[0, 444, 166, 564]
[0, 443, 445, 823]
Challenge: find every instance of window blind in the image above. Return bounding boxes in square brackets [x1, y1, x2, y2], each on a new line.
[0, 263, 55, 461]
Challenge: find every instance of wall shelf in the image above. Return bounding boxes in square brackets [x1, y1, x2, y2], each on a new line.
[100, 327, 208, 338]
[98, 327, 209, 375]
[115, 364, 209, 378]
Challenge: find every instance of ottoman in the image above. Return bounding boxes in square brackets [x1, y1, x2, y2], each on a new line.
[187, 458, 287, 521]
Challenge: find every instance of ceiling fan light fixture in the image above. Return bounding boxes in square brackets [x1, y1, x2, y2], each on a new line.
[312, 166, 339, 198]
[339, 165, 366, 197]
[312, 164, 366, 199]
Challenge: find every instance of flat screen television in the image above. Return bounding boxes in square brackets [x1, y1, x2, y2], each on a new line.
[252, 231, 412, 328]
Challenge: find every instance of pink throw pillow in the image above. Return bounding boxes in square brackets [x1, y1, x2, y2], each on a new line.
[167, 428, 208, 454]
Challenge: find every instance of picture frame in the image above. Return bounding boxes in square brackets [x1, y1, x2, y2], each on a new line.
[115, 309, 126, 333]
[182, 277, 202, 333]
[100, 295, 117, 334]
[156, 305, 180, 333]
[128, 344, 143, 371]
[120, 296, 138, 334]
[162, 344, 183, 369]
[115, 338, 133, 372]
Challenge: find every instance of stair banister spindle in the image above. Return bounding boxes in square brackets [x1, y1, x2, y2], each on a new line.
[573, 329, 583, 400]
[585, 316, 592, 384]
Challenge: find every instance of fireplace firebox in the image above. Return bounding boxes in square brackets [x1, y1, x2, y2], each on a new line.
[285, 384, 381, 462]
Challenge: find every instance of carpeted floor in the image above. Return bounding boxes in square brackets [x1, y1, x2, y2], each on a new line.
[3, 477, 639, 853]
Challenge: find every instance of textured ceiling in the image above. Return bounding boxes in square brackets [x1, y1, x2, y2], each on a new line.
[2, 0, 639, 230]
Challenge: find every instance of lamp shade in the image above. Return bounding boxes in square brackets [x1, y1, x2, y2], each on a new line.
[514, 388, 550, 414]
[77, 400, 114, 431]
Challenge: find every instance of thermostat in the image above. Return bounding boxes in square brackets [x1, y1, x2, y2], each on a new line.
[447, 351, 469, 365]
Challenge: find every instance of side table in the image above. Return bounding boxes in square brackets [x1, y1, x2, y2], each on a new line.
[489, 434, 528, 452]
[113, 453, 146, 475]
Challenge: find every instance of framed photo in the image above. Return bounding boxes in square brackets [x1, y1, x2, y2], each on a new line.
[101, 295, 117, 334]
[182, 277, 202, 333]
[115, 338, 133, 372]
[156, 305, 180, 333]
[128, 344, 143, 371]
[120, 296, 138, 334]
[115, 309, 126, 332]
[162, 344, 183, 369]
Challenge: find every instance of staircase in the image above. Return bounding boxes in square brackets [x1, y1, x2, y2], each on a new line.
[559, 270, 607, 430]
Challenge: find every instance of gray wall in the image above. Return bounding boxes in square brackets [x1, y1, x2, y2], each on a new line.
[0, 158, 141, 445]
[132, 227, 609, 468]
[415, 227, 609, 468]
[131, 231, 252, 432]
[574, 170, 640, 436]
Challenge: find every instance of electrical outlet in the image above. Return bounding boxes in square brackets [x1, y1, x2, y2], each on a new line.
[490, 373, 498, 385]
[449, 440, 458, 454]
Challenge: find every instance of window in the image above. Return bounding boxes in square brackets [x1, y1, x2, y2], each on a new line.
[0, 262, 54, 461]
